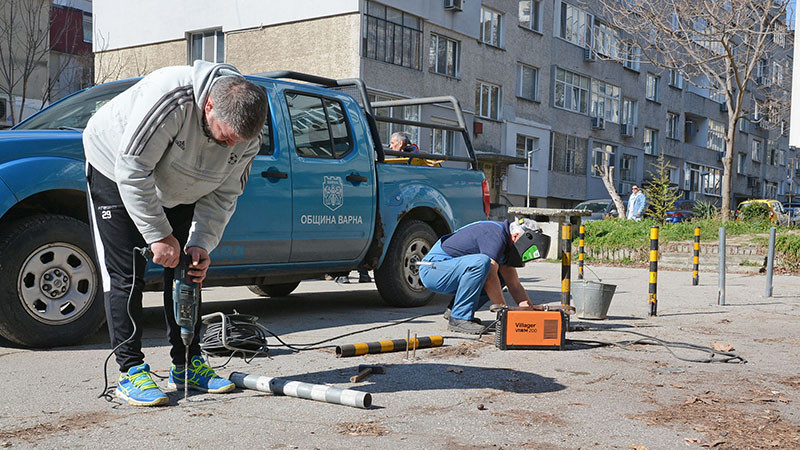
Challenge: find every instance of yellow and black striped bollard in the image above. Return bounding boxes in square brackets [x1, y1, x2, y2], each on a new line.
[578, 224, 585, 280]
[648, 226, 659, 317]
[692, 227, 700, 286]
[561, 223, 572, 319]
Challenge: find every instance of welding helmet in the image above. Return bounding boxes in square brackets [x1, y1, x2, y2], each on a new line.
[505, 218, 550, 267]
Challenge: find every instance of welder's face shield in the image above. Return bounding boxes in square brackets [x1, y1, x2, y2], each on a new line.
[506, 230, 551, 267]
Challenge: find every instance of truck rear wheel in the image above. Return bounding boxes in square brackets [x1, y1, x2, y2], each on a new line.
[247, 281, 300, 298]
[375, 220, 437, 307]
[0, 215, 104, 347]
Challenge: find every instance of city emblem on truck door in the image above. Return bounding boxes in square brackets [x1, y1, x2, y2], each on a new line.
[323, 176, 344, 211]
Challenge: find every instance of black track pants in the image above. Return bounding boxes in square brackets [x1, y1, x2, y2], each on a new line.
[86, 164, 202, 372]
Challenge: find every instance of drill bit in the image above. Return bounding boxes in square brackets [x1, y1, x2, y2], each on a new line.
[184, 347, 189, 401]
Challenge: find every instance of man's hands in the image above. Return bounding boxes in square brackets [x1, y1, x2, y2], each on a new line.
[185, 246, 210, 283]
[150, 235, 210, 283]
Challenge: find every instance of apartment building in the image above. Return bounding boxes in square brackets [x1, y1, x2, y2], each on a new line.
[93, 0, 798, 207]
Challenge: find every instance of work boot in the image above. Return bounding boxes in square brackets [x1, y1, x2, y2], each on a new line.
[358, 272, 372, 283]
[442, 308, 482, 324]
[168, 356, 234, 394]
[116, 363, 168, 407]
[448, 317, 493, 335]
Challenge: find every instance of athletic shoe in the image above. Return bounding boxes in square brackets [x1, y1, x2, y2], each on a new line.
[442, 308, 482, 324]
[358, 273, 372, 283]
[335, 276, 350, 284]
[116, 363, 168, 407]
[448, 318, 494, 335]
[168, 356, 235, 394]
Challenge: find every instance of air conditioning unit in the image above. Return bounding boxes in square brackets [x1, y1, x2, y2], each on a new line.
[444, 0, 463, 11]
[620, 123, 634, 137]
[591, 116, 605, 129]
[583, 47, 596, 62]
[719, 102, 728, 112]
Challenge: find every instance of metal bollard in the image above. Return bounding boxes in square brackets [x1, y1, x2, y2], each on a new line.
[648, 226, 659, 317]
[578, 224, 585, 280]
[765, 226, 776, 298]
[692, 227, 700, 286]
[561, 223, 572, 327]
[718, 227, 726, 306]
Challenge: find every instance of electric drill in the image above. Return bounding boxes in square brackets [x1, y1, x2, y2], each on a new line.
[173, 252, 201, 349]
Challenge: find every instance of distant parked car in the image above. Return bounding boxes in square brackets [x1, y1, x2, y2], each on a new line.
[666, 200, 696, 223]
[783, 202, 800, 226]
[574, 199, 618, 221]
[736, 199, 791, 226]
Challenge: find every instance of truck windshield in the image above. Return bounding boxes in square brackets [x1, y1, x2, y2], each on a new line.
[13, 80, 137, 130]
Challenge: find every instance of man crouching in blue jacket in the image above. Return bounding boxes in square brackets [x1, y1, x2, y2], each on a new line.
[418, 218, 545, 334]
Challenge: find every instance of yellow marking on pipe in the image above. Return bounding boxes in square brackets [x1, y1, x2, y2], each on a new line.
[693, 256, 699, 264]
[561, 279, 571, 292]
[380, 340, 394, 352]
[648, 293, 657, 304]
[561, 225, 571, 239]
[650, 250, 659, 261]
[353, 342, 370, 356]
[579, 253, 585, 261]
[430, 335, 444, 346]
[650, 228, 659, 240]
[694, 228, 701, 237]
[649, 272, 658, 284]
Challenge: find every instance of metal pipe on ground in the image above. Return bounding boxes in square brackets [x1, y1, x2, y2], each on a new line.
[336, 335, 444, 357]
[578, 225, 585, 280]
[765, 226, 776, 298]
[718, 227, 726, 306]
[692, 227, 700, 286]
[229, 372, 372, 409]
[648, 226, 659, 317]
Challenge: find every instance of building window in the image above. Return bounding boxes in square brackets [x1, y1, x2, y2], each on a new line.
[516, 134, 538, 159]
[516, 63, 539, 101]
[591, 80, 621, 123]
[429, 34, 459, 77]
[756, 58, 768, 83]
[620, 40, 640, 71]
[554, 67, 589, 114]
[558, 2, 592, 47]
[751, 139, 762, 163]
[767, 140, 778, 166]
[591, 143, 615, 177]
[646, 73, 659, 102]
[518, 0, 542, 32]
[707, 119, 725, 152]
[480, 7, 503, 47]
[620, 154, 636, 182]
[550, 132, 586, 174]
[765, 182, 778, 199]
[286, 93, 353, 159]
[475, 81, 501, 120]
[431, 124, 456, 156]
[369, 93, 420, 145]
[593, 22, 619, 58]
[668, 69, 683, 88]
[709, 87, 726, 104]
[737, 153, 746, 174]
[685, 163, 721, 196]
[189, 30, 225, 63]
[644, 128, 658, 155]
[82, 12, 92, 43]
[622, 98, 636, 126]
[772, 61, 784, 87]
[666, 112, 679, 140]
[363, 1, 422, 70]
[779, 149, 785, 166]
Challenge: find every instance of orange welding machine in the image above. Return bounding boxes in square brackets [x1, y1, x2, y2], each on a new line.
[495, 308, 567, 350]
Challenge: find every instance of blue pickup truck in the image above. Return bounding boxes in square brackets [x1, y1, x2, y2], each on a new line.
[0, 72, 489, 347]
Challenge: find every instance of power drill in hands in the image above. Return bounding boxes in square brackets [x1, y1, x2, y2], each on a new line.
[173, 252, 201, 348]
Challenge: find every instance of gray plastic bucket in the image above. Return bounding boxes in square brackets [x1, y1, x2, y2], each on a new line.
[572, 280, 617, 320]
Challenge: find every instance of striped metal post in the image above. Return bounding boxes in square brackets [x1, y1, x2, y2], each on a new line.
[578, 224, 585, 280]
[561, 223, 572, 323]
[692, 227, 700, 286]
[648, 226, 659, 317]
[229, 372, 372, 409]
[335, 335, 444, 357]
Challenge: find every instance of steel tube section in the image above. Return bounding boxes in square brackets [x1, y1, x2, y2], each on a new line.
[335, 335, 444, 357]
[578, 225, 585, 280]
[692, 227, 701, 286]
[383, 149, 474, 163]
[718, 227, 726, 306]
[229, 372, 372, 409]
[372, 116, 465, 133]
[649, 226, 659, 317]
[765, 226, 776, 298]
[561, 223, 572, 329]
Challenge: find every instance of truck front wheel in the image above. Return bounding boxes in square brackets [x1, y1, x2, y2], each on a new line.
[375, 220, 437, 307]
[0, 215, 104, 347]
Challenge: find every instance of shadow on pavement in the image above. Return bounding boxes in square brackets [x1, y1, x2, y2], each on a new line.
[657, 310, 729, 317]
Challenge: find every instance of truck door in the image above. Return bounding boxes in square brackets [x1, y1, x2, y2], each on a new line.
[282, 89, 375, 262]
[213, 86, 292, 265]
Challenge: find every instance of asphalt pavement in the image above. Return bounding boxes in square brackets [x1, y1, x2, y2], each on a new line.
[1, 262, 798, 449]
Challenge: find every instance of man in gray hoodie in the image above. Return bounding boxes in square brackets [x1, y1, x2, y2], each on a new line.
[84, 61, 268, 406]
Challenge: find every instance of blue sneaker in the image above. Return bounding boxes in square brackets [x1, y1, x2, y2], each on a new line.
[116, 363, 168, 407]
[168, 355, 234, 394]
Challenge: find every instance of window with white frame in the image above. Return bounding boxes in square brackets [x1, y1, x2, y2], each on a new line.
[475, 81, 501, 120]
[558, 2, 592, 47]
[709, 87, 725, 104]
[644, 128, 658, 155]
[593, 22, 619, 58]
[620, 154, 636, 182]
[668, 69, 683, 88]
[646, 73, 659, 102]
[550, 132, 586, 174]
[684, 163, 721, 196]
[757, 59, 768, 83]
[431, 122, 456, 156]
[189, 30, 225, 63]
[517, 63, 539, 101]
[772, 61, 783, 86]
[620, 39, 640, 71]
[591, 143, 615, 177]
[429, 34, 460, 77]
[591, 80, 621, 123]
[518, 0, 541, 32]
[363, 1, 422, 70]
[737, 153, 746, 174]
[765, 182, 778, 199]
[516, 134, 538, 160]
[779, 149, 785, 166]
[481, 7, 503, 47]
[554, 67, 589, 114]
[767, 140, 778, 166]
[369, 93, 420, 145]
[707, 119, 725, 152]
[622, 98, 636, 126]
[82, 12, 92, 43]
[751, 139, 762, 162]
[774, 28, 786, 47]
[666, 112, 680, 140]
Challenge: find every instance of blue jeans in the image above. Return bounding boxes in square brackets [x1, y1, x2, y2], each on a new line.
[419, 241, 502, 321]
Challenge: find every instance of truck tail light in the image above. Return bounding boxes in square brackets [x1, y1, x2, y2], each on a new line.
[482, 179, 491, 218]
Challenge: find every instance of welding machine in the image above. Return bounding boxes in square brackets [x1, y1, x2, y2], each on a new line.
[495, 307, 567, 350]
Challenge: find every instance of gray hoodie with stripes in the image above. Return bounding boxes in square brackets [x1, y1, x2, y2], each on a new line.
[83, 61, 261, 253]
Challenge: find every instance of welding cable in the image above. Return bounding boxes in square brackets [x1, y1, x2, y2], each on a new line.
[567, 329, 746, 364]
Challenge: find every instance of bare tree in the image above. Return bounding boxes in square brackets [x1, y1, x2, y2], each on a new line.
[588, 0, 792, 220]
[594, 152, 627, 218]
